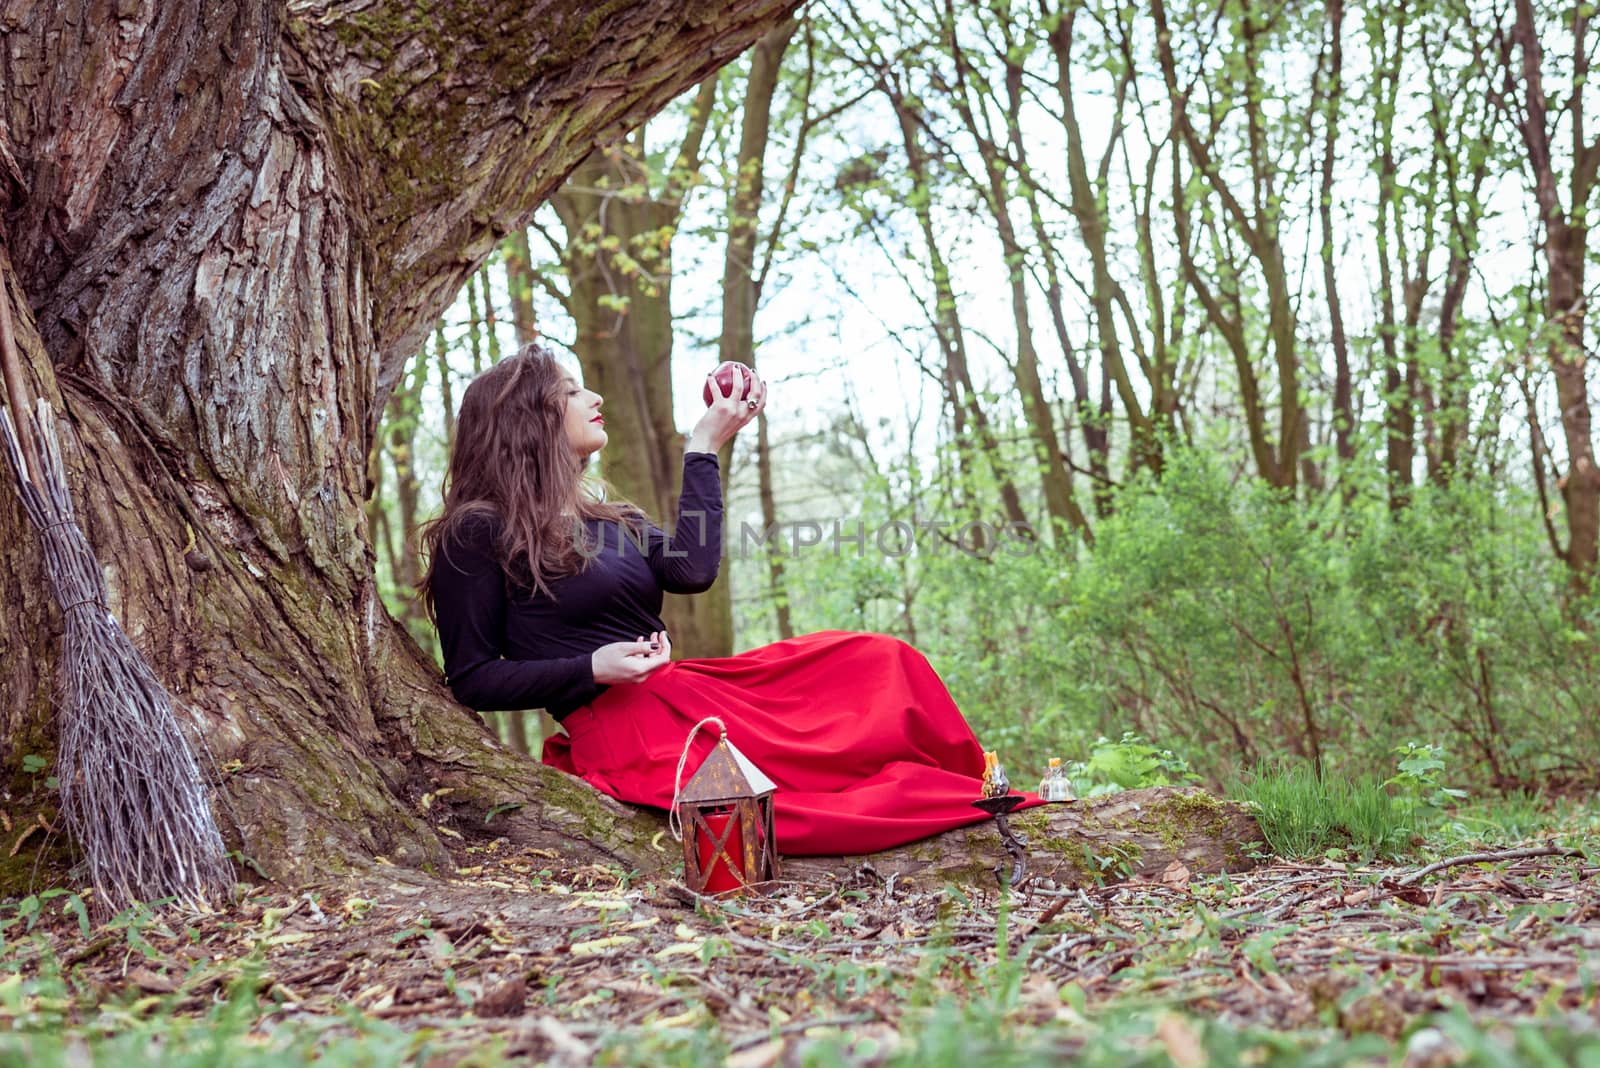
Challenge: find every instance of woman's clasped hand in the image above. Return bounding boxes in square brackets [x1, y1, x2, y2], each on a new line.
[591, 629, 673, 685]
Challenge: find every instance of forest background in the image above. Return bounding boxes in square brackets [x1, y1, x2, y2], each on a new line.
[367, 0, 1600, 798]
[0, 0, 1597, 1062]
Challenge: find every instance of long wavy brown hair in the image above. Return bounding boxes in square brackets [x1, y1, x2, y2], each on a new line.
[419, 344, 643, 611]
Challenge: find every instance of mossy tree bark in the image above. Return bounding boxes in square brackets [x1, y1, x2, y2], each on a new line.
[0, 0, 800, 885]
[783, 787, 1263, 888]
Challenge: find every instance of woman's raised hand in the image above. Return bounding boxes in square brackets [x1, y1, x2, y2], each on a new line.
[685, 366, 767, 455]
[591, 630, 673, 685]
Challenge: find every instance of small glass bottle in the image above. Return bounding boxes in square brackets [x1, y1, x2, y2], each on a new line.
[1039, 757, 1075, 802]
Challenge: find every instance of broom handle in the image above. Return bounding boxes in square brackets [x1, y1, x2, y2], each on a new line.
[0, 262, 42, 486]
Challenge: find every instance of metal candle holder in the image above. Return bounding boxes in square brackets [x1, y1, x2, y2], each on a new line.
[971, 792, 1028, 888]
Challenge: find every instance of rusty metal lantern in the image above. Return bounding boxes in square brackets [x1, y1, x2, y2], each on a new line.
[677, 734, 779, 895]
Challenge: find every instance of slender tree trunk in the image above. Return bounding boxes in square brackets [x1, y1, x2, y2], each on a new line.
[995, 205, 1085, 539]
[943, 0, 1086, 538]
[1373, 7, 1418, 511]
[1130, 92, 1185, 458]
[1511, 0, 1600, 590]
[1152, 0, 1306, 490]
[464, 273, 486, 376]
[503, 229, 540, 347]
[0, 0, 803, 887]
[435, 324, 456, 455]
[719, 19, 801, 642]
[551, 78, 734, 658]
[1047, 5, 1156, 483]
[1429, 79, 1492, 487]
[753, 414, 792, 639]
[886, 92, 1030, 530]
[500, 711, 532, 756]
[365, 429, 395, 592]
[1318, 0, 1355, 470]
[383, 353, 427, 639]
[479, 266, 503, 363]
[1431, 237, 1477, 482]
[1171, 160, 1278, 484]
[1405, 10, 1493, 487]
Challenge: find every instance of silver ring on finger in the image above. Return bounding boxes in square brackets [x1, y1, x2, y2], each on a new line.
[747, 399, 757, 409]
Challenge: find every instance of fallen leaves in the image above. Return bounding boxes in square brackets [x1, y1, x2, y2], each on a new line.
[1161, 859, 1192, 889]
[0, 837, 1591, 1063]
[125, 967, 180, 995]
[569, 935, 639, 957]
[475, 977, 528, 1018]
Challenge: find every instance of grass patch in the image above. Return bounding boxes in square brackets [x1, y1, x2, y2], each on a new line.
[1431, 789, 1559, 848]
[0, 968, 440, 1067]
[790, 1005, 1600, 1067]
[1230, 762, 1414, 860]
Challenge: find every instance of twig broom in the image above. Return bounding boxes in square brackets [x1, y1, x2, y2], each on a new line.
[0, 264, 231, 912]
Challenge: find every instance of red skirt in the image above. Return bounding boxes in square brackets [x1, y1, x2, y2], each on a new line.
[541, 630, 1042, 855]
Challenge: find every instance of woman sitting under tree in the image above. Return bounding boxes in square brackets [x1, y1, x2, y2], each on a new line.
[420, 344, 1038, 855]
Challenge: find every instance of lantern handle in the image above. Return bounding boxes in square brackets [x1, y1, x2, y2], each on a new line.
[668, 716, 727, 842]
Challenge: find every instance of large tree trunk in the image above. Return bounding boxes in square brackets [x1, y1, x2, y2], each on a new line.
[0, 0, 800, 886]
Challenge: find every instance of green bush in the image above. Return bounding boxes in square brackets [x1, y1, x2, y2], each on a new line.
[1065, 732, 1201, 797]
[735, 441, 1600, 793]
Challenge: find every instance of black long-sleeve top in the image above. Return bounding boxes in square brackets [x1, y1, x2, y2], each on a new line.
[431, 452, 723, 718]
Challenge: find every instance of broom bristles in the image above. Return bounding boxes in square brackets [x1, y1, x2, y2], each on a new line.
[1, 400, 231, 911]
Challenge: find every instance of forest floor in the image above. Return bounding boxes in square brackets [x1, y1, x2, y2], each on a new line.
[0, 820, 1597, 1066]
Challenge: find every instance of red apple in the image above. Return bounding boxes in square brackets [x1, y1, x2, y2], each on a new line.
[702, 361, 754, 406]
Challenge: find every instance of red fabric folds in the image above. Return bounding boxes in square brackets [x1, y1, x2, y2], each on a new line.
[541, 630, 1042, 856]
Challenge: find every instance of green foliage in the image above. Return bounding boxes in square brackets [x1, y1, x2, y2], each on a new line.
[1387, 742, 1470, 818]
[1231, 742, 1475, 861]
[1231, 761, 1415, 860]
[1433, 790, 1564, 851]
[1066, 732, 1201, 797]
[0, 891, 90, 953]
[747, 1003, 1600, 1067]
[15, 753, 56, 792]
[741, 442, 1600, 796]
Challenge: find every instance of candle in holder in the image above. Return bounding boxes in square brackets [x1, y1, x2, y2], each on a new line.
[980, 750, 1010, 798]
[695, 809, 746, 894]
